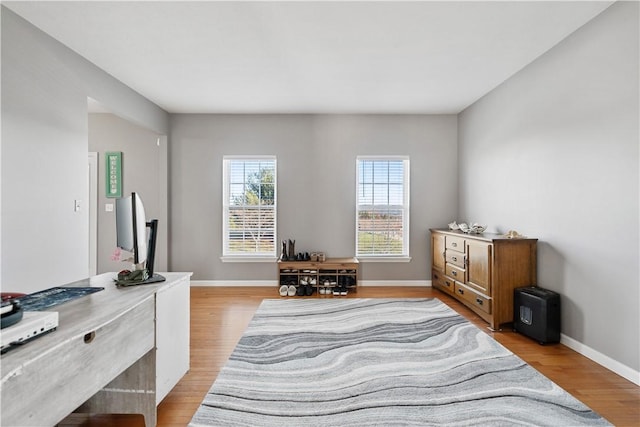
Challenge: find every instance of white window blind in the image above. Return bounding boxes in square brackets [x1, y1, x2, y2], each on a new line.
[223, 157, 276, 258]
[356, 157, 409, 258]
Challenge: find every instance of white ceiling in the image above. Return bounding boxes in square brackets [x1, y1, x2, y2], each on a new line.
[5, 1, 614, 114]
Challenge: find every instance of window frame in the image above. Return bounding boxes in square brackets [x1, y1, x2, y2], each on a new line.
[221, 155, 277, 262]
[355, 156, 411, 262]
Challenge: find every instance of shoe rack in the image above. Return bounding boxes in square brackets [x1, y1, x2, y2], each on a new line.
[277, 257, 359, 297]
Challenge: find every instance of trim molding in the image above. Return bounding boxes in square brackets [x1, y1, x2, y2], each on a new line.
[191, 280, 277, 287]
[560, 333, 640, 386]
[357, 257, 412, 263]
[190, 280, 432, 288]
[220, 257, 278, 263]
[359, 280, 431, 287]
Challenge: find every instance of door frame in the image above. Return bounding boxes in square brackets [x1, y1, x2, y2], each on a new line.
[88, 152, 98, 276]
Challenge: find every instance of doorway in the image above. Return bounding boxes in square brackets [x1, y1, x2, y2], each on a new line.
[88, 152, 98, 276]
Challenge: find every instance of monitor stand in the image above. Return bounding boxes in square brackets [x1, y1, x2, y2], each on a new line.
[115, 272, 166, 287]
[140, 274, 166, 285]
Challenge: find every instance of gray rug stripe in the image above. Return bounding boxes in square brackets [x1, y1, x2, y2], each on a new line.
[190, 298, 610, 427]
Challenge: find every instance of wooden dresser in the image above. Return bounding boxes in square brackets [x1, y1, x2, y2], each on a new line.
[430, 229, 537, 330]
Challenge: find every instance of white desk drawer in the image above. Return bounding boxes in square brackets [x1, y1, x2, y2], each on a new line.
[1, 297, 155, 426]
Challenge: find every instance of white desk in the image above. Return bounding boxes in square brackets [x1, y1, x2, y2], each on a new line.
[0, 272, 191, 426]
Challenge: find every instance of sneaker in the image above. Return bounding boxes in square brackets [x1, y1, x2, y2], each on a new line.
[296, 286, 305, 296]
[333, 288, 340, 296]
[340, 287, 348, 296]
[287, 285, 297, 297]
[279, 285, 288, 296]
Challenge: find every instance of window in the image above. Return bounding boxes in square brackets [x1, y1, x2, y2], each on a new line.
[356, 157, 410, 260]
[222, 157, 276, 260]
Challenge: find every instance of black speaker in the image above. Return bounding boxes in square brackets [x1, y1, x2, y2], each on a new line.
[514, 286, 560, 344]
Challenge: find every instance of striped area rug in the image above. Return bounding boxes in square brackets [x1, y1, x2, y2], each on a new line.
[189, 298, 610, 426]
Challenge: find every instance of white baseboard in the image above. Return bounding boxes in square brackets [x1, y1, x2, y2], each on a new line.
[359, 280, 431, 287]
[191, 280, 432, 287]
[191, 280, 277, 287]
[560, 333, 640, 386]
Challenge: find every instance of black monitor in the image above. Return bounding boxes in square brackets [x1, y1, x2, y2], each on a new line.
[115, 192, 165, 285]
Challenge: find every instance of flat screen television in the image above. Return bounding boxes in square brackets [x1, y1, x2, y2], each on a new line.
[115, 192, 165, 285]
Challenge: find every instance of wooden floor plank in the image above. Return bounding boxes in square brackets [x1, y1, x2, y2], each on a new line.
[61, 286, 640, 426]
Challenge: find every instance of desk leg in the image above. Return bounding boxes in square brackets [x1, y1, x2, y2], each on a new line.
[77, 349, 156, 426]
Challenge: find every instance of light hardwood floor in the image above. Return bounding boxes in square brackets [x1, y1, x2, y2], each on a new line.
[63, 286, 640, 426]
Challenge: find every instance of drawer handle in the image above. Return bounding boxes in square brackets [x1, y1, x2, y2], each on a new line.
[452, 242, 457, 247]
[84, 331, 96, 344]
[452, 256, 457, 262]
[445, 281, 452, 288]
[451, 270, 457, 276]
[475, 298, 483, 306]
[458, 288, 464, 295]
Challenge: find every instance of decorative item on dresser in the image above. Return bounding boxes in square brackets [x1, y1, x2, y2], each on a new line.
[430, 228, 537, 331]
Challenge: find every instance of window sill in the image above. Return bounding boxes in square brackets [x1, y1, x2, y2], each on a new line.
[357, 256, 412, 263]
[220, 256, 278, 263]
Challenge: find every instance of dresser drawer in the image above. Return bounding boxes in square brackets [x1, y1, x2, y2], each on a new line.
[445, 250, 465, 268]
[445, 235, 465, 253]
[432, 270, 455, 296]
[455, 282, 492, 315]
[445, 263, 466, 282]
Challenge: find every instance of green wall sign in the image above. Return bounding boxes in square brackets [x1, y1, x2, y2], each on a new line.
[105, 152, 122, 198]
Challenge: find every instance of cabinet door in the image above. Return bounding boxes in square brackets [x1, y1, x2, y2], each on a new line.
[431, 233, 446, 272]
[466, 240, 492, 294]
[156, 277, 190, 404]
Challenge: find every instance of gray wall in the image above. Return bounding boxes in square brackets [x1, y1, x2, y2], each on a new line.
[1, 7, 169, 293]
[169, 114, 458, 281]
[459, 2, 639, 371]
[89, 113, 168, 275]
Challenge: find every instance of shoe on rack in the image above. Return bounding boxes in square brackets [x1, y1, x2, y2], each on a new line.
[296, 286, 305, 296]
[305, 285, 313, 296]
[340, 287, 348, 296]
[279, 285, 288, 296]
[288, 285, 297, 297]
[333, 288, 340, 296]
